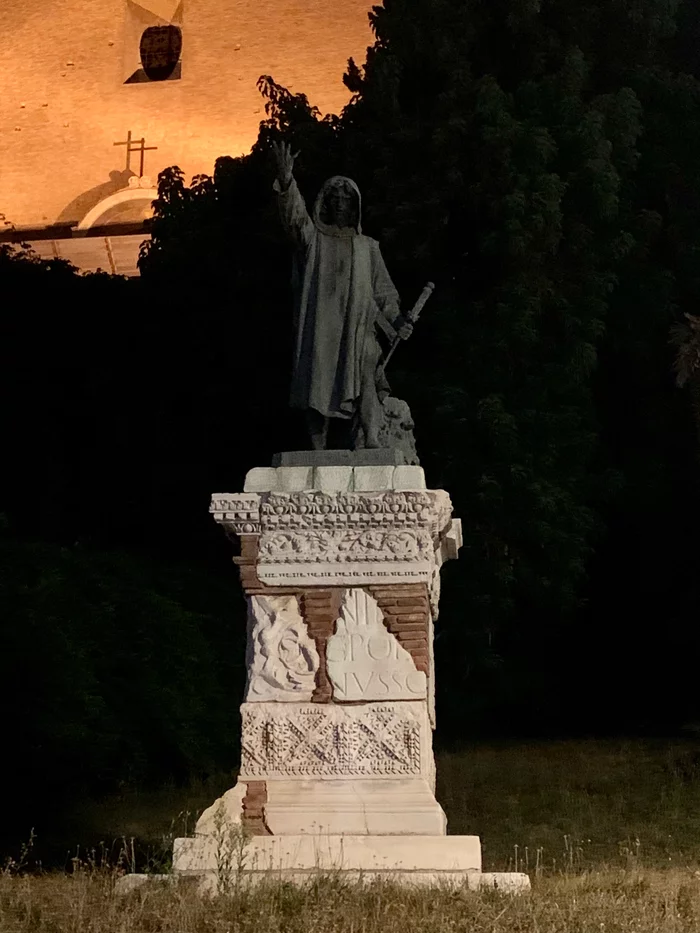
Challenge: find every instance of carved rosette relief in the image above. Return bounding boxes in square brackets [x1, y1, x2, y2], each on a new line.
[246, 595, 319, 702]
[239, 702, 427, 778]
[327, 589, 427, 701]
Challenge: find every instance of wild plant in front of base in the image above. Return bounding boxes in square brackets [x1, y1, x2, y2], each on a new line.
[210, 800, 252, 896]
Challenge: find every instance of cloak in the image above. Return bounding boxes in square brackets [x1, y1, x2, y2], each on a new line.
[275, 174, 400, 419]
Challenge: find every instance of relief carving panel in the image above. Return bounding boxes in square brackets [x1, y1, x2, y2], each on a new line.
[245, 595, 319, 702]
[327, 589, 427, 701]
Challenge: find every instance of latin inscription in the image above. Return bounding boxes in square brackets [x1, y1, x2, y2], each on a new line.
[326, 589, 427, 701]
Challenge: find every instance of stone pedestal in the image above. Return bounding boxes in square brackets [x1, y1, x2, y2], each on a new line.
[171, 459, 528, 892]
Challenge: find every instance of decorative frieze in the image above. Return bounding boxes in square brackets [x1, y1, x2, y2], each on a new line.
[212, 488, 458, 596]
[257, 562, 432, 586]
[210, 490, 454, 542]
[258, 528, 434, 564]
[239, 702, 430, 779]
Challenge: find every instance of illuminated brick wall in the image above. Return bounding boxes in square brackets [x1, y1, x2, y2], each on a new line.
[0, 0, 373, 228]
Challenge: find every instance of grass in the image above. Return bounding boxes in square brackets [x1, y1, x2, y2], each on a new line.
[3, 739, 700, 931]
[3, 868, 700, 932]
[437, 738, 700, 871]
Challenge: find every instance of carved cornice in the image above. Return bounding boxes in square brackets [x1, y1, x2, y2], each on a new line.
[210, 495, 261, 535]
[211, 488, 460, 602]
[210, 490, 454, 540]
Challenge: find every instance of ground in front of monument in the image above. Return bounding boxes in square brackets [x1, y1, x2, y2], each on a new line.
[43, 454, 692, 932]
[4, 738, 700, 930]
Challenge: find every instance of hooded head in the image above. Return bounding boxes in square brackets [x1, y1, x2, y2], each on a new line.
[313, 175, 362, 236]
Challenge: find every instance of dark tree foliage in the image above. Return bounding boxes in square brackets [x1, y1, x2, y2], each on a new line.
[337, 0, 700, 732]
[1, 247, 246, 858]
[336, 0, 653, 728]
[584, 64, 700, 727]
[136, 0, 700, 732]
[4, 1, 700, 854]
[0, 529, 245, 862]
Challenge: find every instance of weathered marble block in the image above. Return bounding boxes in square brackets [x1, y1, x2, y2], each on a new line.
[195, 469, 461, 839]
[245, 595, 319, 702]
[170, 463, 535, 891]
[326, 588, 427, 701]
[239, 701, 433, 782]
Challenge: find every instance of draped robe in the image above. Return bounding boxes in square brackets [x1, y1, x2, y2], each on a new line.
[275, 175, 400, 419]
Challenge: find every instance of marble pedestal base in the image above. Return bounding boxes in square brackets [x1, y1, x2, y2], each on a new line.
[173, 832, 483, 889]
[263, 778, 446, 836]
[168, 466, 534, 894]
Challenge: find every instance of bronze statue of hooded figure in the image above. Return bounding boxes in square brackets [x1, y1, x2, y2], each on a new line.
[274, 160, 409, 450]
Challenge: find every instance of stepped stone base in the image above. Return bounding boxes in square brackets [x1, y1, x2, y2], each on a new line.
[263, 778, 446, 836]
[117, 867, 531, 895]
[173, 833, 487, 889]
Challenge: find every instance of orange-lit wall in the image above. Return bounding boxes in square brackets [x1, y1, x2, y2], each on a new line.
[0, 0, 373, 228]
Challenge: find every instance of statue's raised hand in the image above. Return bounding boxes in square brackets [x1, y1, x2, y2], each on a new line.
[272, 141, 299, 188]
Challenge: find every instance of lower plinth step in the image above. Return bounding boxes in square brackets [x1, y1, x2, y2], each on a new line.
[116, 868, 531, 895]
[173, 833, 482, 881]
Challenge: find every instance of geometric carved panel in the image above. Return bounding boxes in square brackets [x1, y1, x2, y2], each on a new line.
[239, 702, 427, 779]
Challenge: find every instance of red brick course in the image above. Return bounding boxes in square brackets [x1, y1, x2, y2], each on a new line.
[241, 781, 271, 836]
[368, 583, 431, 674]
[231, 543, 432, 692]
[302, 589, 343, 703]
[233, 535, 301, 597]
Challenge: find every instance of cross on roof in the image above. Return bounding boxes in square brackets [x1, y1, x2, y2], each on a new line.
[114, 131, 158, 177]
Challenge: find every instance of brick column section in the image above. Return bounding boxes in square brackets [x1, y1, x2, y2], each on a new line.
[233, 535, 263, 593]
[367, 583, 431, 676]
[233, 535, 301, 597]
[301, 588, 343, 703]
[241, 781, 271, 836]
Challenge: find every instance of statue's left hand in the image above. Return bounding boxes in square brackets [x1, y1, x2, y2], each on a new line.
[395, 317, 413, 340]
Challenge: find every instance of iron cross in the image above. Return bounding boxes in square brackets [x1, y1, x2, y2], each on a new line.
[114, 131, 158, 177]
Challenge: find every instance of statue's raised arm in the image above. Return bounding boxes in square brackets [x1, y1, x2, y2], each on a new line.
[271, 146, 422, 461]
[272, 142, 314, 249]
[272, 140, 298, 189]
